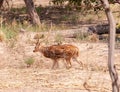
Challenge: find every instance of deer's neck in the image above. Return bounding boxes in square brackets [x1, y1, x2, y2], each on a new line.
[39, 46, 51, 58]
[39, 46, 48, 54]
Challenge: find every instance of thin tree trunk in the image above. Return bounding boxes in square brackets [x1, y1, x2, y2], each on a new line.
[24, 0, 41, 26]
[0, 0, 4, 9]
[101, 0, 119, 92]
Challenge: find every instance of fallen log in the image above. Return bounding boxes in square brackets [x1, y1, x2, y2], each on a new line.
[88, 23, 120, 35]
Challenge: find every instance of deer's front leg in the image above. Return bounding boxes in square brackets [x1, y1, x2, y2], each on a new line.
[52, 59, 58, 69]
[65, 58, 72, 69]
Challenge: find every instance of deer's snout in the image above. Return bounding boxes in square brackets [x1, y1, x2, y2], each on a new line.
[33, 50, 36, 52]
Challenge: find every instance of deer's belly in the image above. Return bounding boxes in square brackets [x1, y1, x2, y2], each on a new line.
[43, 52, 72, 59]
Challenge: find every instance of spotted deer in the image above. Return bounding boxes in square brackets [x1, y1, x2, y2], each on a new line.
[33, 24, 82, 69]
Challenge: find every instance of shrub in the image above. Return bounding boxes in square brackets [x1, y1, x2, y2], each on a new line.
[75, 32, 89, 41]
[24, 57, 35, 67]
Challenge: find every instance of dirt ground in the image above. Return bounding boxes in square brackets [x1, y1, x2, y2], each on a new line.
[0, 29, 120, 92]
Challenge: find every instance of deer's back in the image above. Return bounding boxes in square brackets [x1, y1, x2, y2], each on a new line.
[41, 44, 79, 59]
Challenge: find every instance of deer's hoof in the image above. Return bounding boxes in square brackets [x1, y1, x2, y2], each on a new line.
[66, 65, 72, 69]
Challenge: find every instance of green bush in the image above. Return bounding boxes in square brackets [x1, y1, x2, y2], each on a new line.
[1, 25, 19, 39]
[24, 57, 35, 67]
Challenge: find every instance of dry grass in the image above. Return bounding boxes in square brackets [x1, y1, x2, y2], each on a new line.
[0, 30, 6, 42]
[0, 30, 120, 92]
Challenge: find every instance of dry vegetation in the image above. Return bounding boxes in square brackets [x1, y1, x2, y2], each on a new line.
[0, 29, 120, 92]
[0, 0, 120, 92]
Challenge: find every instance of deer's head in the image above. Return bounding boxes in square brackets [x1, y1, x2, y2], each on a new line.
[33, 23, 52, 52]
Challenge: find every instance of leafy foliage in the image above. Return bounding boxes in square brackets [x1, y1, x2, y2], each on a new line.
[52, 0, 102, 11]
[51, 0, 118, 11]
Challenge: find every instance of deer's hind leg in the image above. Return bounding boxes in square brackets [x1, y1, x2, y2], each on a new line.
[73, 57, 83, 65]
[73, 57, 83, 69]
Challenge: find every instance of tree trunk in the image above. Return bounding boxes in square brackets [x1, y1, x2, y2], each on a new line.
[101, 0, 119, 92]
[24, 0, 41, 26]
[0, 0, 4, 9]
